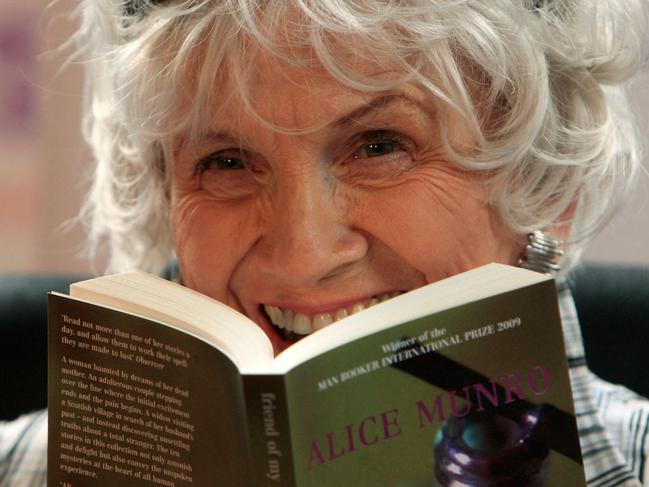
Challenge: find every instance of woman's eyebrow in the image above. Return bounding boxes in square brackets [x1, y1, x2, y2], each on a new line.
[194, 130, 240, 145]
[174, 130, 241, 156]
[336, 94, 429, 128]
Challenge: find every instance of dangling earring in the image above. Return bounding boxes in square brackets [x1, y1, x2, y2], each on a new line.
[518, 230, 564, 276]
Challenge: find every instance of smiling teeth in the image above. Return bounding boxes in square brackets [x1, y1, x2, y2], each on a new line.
[263, 292, 401, 336]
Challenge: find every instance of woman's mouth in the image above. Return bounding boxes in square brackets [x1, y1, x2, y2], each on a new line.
[262, 291, 403, 338]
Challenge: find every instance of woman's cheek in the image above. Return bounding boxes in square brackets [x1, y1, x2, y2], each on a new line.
[347, 165, 512, 279]
[171, 190, 269, 299]
[352, 165, 482, 227]
[171, 191, 213, 245]
[170, 192, 226, 292]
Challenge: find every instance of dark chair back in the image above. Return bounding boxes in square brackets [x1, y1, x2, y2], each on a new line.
[569, 264, 649, 399]
[0, 275, 85, 420]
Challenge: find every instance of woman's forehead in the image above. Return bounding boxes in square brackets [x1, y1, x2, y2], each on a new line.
[187, 49, 434, 137]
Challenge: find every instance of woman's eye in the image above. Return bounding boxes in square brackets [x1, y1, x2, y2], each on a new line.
[359, 141, 397, 158]
[191, 149, 269, 199]
[351, 131, 410, 161]
[214, 157, 245, 170]
[338, 130, 417, 183]
[197, 153, 246, 172]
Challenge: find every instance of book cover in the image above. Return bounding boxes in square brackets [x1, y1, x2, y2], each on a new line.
[273, 280, 583, 486]
[47, 270, 586, 486]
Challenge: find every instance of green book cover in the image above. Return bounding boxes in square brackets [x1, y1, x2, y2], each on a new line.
[47, 264, 586, 486]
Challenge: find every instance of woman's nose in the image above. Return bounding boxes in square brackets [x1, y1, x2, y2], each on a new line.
[255, 174, 368, 288]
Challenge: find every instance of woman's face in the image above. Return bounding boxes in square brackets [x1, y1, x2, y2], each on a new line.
[171, 56, 522, 353]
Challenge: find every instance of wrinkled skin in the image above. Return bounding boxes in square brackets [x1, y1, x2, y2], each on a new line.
[170, 55, 522, 354]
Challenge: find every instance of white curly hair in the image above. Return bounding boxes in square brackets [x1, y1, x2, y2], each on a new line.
[71, 0, 649, 275]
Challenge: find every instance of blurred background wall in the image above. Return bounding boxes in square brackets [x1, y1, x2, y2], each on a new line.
[1, 0, 90, 275]
[0, 0, 647, 276]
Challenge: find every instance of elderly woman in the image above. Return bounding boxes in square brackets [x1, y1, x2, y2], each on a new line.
[1, 0, 648, 485]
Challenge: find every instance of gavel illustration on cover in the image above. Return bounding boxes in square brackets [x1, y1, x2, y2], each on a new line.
[392, 346, 582, 486]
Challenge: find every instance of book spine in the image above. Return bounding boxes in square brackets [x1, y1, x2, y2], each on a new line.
[243, 374, 296, 487]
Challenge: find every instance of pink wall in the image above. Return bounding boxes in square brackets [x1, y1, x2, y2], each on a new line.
[0, 0, 90, 274]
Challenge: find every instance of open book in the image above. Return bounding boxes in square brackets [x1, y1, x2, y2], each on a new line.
[47, 263, 586, 486]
